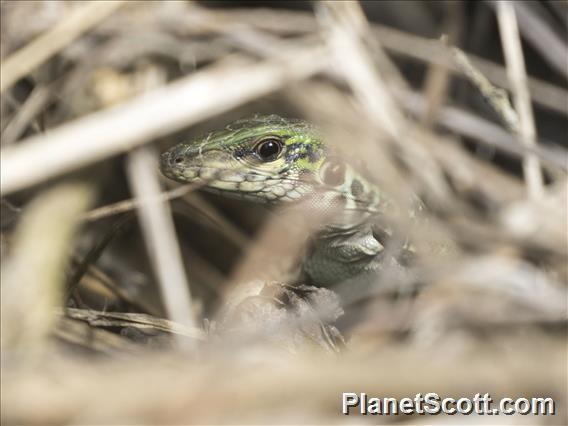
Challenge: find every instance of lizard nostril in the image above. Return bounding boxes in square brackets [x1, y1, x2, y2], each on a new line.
[160, 150, 183, 173]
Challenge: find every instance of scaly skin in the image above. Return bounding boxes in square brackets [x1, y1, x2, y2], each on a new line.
[160, 115, 394, 287]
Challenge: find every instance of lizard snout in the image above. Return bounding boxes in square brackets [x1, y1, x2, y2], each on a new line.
[159, 145, 201, 182]
[160, 146, 183, 169]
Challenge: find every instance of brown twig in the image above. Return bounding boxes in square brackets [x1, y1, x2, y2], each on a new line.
[0, 1, 127, 93]
[496, 1, 544, 199]
[81, 183, 199, 222]
[126, 146, 197, 344]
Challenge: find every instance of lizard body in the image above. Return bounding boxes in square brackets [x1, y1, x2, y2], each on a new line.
[160, 115, 397, 287]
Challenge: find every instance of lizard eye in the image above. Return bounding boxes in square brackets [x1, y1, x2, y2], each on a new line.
[255, 137, 283, 162]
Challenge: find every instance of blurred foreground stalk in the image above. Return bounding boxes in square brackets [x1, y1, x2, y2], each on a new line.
[1, 183, 94, 354]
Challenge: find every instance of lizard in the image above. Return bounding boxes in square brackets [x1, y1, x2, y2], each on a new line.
[159, 114, 409, 290]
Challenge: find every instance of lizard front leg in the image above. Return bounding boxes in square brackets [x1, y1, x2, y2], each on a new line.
[303, 224, 385, 287]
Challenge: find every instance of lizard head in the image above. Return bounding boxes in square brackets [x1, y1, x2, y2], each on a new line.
[160, 115, 381, 218]
[160, 115, 328, 203]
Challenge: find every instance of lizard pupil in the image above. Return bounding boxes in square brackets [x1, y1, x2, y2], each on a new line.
[255, 138, 282, 162]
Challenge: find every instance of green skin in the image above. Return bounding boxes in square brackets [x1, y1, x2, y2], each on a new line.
[160, 115, 391, 287]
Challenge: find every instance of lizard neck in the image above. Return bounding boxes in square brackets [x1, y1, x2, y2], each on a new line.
[310, 158, 386, 230]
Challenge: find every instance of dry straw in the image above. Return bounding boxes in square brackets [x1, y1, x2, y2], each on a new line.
[1, 1, 566, 424]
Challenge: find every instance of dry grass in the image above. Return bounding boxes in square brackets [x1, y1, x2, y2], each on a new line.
[1, 1, 566, 424]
